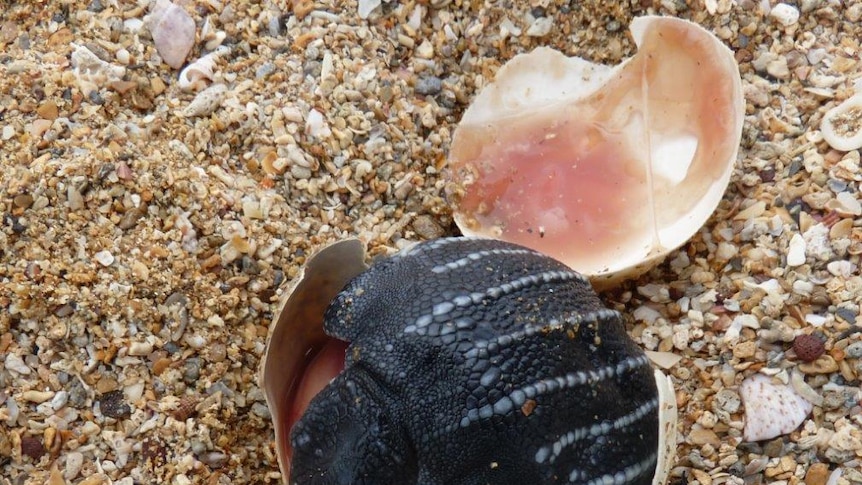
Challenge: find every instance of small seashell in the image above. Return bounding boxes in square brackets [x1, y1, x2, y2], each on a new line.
[147, 0, 196, 69]
[178, 46, 229, 92]
[826, 259, 856, 277]
[821, 94, 862, 151]
[94, 250, 115, 267]
[825, 191, 862, 216]
[446, 16, 744, 289]
[305, 109, 331, 139]
[182, 83, 227, 117]
[5, 353, 31, 375]
[740, 373, 812, 442]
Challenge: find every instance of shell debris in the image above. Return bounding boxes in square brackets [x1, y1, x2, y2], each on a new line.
[821, 94, 862, 151]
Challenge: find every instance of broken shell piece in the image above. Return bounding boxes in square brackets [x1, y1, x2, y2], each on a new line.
[446, 16, 744, 288]
[260, 240, 369, 483]
[147, 0, 196, 69]
[740, 373, 813, 442]
[821, 94, 862, 151]
[178, 46, 229, 92]
[70, 44, 127, 96]
[654, 370, 678, 485]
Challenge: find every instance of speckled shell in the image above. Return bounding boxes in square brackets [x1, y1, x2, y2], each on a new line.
[260, 238, 678, 484]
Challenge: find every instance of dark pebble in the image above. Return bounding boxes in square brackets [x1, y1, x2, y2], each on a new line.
[99, 390, 131, 419]
[762, 438, 784, 457]
[88, 91, 104, 105]
[20, 436, 44, 460]
[273, 269, 285, 288]
[415, 76, 442, 96]
[241, 255, 260, 275]
[87, 0, 104, 12]
[183, 358, 201, 384]
[118, 209, 144, 230]
[787, 158, 803, 176]
[836, 307, 857, 324]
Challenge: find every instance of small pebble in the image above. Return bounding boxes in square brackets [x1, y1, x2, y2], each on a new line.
[99, 390, 131, 419]
[769, 3, 800, 26]
[4, 353, 31, 375]
[786, 233, 806, 266]
[94, 250, 115, 267]
[415, 76, 442, 95]
[793, 334, 825, 362]
[358, 0, 382, 19]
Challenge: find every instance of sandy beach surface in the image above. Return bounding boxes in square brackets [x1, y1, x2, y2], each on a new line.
[2, 0, 862, 484]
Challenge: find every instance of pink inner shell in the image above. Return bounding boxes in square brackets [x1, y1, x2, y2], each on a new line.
[448, 17, 741, 276]
[286, 339, 349, 436]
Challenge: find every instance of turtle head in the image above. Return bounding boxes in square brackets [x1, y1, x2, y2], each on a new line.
[289, 372, 418, 485]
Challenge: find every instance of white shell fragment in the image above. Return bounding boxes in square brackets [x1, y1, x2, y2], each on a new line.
[740, 373, 813, 442]
[446, 16, 744, 288]
[70, 44, 127, 96]
[821, 94, 862, 151]
[147, 0, 196, 69]
[786, 233, 806, 267]
[653, 370, 678, 485]
[259, 239, 369, 482]
[358, 0, 382, 19]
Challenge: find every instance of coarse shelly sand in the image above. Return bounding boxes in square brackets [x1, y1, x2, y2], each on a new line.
[1, 1, 862, 485]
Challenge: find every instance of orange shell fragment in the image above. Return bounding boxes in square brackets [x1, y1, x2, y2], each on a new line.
[447, 16, 744, 287]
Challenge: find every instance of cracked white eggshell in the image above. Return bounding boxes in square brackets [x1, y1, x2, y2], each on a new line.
[447, 16, 744, 289]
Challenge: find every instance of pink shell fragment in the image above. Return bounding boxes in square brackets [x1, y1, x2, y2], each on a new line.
[149, 0, 196, 69]
[740, 374, 813, 442]
[446, 16, 744, 286]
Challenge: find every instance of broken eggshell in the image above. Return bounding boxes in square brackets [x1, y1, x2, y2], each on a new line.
[446, 16, 744, 289]
[259, 238, 678, 484]
[260, 239, 368, 483]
